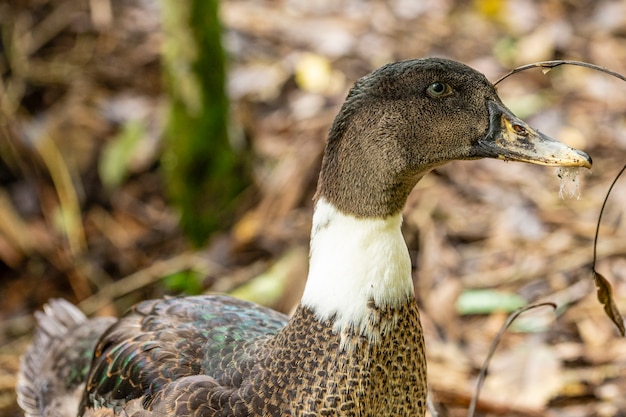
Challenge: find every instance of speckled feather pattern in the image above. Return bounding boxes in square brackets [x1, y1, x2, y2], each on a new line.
[248, 302, 427, 417]
[76, 295, 425, 416]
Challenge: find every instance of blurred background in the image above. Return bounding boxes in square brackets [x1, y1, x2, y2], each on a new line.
[1, 0, 625, 416]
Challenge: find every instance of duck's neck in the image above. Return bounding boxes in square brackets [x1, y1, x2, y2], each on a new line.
[301, 197, 414, 344]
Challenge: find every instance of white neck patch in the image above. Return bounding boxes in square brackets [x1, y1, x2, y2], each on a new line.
[301, 198, 414, 336]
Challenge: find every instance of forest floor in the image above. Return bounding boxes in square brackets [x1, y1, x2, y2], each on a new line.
[1, 0, 626, 416]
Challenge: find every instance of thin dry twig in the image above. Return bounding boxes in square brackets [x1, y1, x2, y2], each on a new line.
[494, 60, 626, 86]
[467, 302, 557, 417]
[78, 252, 219, 315]
[591, 163, 626, 337]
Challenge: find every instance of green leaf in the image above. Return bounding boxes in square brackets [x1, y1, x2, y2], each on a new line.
[456, 289, 527, 315]
[163, 270, 204, 295]
[229, 248, 305, 307]
[99, 119, 145, 189]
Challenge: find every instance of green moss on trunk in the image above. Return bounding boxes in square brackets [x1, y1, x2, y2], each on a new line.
[161, 0, 250, 246]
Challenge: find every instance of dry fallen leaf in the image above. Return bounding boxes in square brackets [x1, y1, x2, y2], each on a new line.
[593, 270, 625, 337]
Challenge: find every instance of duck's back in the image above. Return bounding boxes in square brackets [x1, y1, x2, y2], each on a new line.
[19, 296, 288, 417]
[81, 295, 288, 416]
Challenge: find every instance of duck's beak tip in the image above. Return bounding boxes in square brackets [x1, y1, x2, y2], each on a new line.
[476, 101, 592, 169]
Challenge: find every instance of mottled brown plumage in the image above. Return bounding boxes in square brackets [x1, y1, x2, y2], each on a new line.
[77, 297, 424, 416]
[17, 58, 591, 417]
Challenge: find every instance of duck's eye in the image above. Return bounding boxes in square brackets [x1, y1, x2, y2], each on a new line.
[427, 82, 452, 97]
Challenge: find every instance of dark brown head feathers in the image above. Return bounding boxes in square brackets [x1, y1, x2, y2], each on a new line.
[317, 57, 501, 217]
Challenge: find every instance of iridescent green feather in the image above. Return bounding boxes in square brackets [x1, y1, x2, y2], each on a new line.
[80, 295, 288, 413]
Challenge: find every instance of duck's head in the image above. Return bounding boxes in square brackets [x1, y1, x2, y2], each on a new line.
[316, 57, 592, 217]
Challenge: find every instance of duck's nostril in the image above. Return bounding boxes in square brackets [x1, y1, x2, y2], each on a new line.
[512, 124, 528, 136]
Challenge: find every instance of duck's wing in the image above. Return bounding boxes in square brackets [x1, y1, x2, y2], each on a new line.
[80, 295, 288, 416]
[17, 299, 116, 417]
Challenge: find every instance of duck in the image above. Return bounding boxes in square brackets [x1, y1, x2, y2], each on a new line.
[17, 57, 592, 417]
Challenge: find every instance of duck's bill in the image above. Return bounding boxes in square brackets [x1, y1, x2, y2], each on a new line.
[474, 101, 592, 169]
